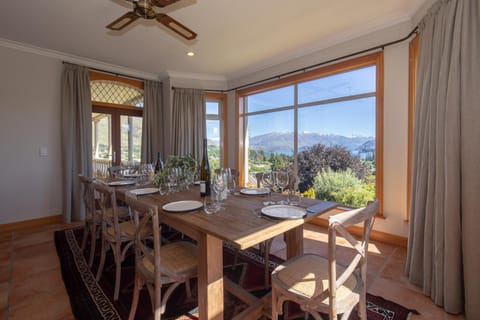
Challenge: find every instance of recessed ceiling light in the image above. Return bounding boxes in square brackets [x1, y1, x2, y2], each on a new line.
[186, 51, 195, 57]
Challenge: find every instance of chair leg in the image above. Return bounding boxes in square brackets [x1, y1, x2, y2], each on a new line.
[113, 243, 122, 300]
[96, 236, 107, 281]
[81, 223, 89, 251]
[128, 273, 142, 320]
[185, 278, 192, 298]
[232, 248, 239, 270]
[88, 224, 96, 267]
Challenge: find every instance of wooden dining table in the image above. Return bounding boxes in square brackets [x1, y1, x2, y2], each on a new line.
[114, 184, 336, 319]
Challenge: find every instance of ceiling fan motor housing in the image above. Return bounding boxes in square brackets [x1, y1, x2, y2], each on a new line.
[134, 0, 157, 19]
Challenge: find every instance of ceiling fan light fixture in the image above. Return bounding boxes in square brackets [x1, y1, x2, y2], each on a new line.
[186, 51, 195, 57]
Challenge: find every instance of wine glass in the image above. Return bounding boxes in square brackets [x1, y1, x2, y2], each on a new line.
[261, 172, 275, 204]
[166, 167, 180, 193]
[212, 173, 226, 204]
[275, 171, 289, 203]
[222, 168, 237, 194]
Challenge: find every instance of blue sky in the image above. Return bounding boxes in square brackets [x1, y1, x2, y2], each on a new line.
[246, 66, 376, 138]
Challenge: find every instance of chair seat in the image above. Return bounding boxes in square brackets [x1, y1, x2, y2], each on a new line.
[140, 241, 198, 280]
[106, 220, 137, 238]
[274, 253, 359, 306]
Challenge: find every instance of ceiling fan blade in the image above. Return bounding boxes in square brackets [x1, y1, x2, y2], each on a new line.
[156, 13, 197, 40]
[151, 0, 182, 8]
[106, 12, 139, 31]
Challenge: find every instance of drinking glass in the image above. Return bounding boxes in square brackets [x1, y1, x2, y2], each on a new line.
[203, 192, 221, 215]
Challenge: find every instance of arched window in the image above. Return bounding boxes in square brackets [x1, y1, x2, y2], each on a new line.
[90, 71, 144, 177]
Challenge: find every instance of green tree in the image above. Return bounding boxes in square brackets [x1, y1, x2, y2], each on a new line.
[269, 153, 292, 171]
[297, 144, 370, 192]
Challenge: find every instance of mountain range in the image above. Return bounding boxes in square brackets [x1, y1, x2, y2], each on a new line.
[248, 132, 375, 154]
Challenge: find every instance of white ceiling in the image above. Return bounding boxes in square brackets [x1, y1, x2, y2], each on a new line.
[0, 0, 426, 82]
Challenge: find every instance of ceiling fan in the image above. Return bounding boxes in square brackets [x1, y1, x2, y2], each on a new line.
[106, 0, 197, 40]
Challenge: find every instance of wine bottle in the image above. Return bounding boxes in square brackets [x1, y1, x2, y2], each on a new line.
[200, 139, 211, 197]
[154, 152, 163, 173]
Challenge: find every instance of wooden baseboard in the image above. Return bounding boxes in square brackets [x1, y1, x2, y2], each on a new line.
[0, 214, 63, 233]
[309, 218, 408, 248]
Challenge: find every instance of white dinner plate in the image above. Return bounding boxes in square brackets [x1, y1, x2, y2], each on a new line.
[239, 188, 269, 196]
[107, 180, 137, 186]
[128, 188, 159, 196]
[162, 200, 203, 213]
[261, 205, 307, 220]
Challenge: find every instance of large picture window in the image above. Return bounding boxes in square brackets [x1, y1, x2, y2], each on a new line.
[238, 52, 383, 213]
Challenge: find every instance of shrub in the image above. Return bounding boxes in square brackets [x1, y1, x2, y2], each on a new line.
[313, 168, 375, 207]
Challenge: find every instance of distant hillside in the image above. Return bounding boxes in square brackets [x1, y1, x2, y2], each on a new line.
[249, 132, 374, 153]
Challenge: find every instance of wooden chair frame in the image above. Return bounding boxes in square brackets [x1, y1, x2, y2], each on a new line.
[126, 195, 198, 320]
[271, 200, 378, 320]
[94, 181, 136, 300]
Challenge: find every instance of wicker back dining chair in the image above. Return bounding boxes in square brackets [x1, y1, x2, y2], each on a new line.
[79, 174, 98, 267]
[126, 195, 198, 320]
[271, 200, 379, 320]
[93, 181, 138, 300]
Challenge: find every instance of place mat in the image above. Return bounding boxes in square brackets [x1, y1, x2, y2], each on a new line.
[306, 201, 338, 214]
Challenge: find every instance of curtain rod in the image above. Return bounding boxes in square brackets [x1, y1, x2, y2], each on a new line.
[61, 62, 147, 82]
[172, 26, 419, 94]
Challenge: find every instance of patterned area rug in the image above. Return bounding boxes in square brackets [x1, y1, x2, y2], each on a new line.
[54, 227, 418, 320]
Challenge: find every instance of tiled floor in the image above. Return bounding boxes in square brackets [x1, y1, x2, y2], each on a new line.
[0, 222, 466, 320]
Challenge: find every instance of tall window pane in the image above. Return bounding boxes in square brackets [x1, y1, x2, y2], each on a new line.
[206, 100, 222, 171]
[297, 98, 376, 206]
[246, 110, 294, 185]
[120, 115, 142, 165]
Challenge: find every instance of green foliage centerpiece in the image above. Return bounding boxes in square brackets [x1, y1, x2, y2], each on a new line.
[153, 154, 198, 190]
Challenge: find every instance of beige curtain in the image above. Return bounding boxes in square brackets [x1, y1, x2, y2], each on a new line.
[61, 63, 92, 223]
[406, 0, 480, 318]
[141, 80, 164, 163]
[171, 88, 205, 161]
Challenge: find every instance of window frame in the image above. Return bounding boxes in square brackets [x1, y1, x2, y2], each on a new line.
[236, 52, 384, 216]
[407, 35, 420, 221]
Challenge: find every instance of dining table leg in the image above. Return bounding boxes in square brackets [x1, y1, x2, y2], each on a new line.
[285, 225, 304, 258]
[197, 232, 224, 319]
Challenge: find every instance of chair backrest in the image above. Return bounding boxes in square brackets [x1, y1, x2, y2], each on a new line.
[93, 181, 122, 238]
[125, 195, 161, 290]
[325, 200, 378, 311]
[79, 174, 95, 217]
[108, 166, 124, 178]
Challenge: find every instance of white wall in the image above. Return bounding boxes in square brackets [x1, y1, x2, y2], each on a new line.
[0, 45, 63, 224]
